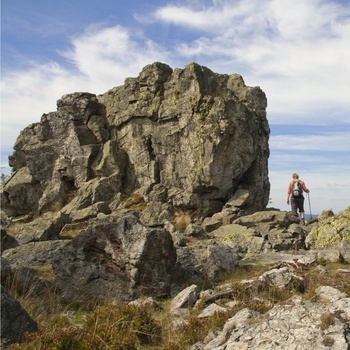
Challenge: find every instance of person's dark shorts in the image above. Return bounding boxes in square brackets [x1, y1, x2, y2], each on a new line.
[291, 197, 305, 213]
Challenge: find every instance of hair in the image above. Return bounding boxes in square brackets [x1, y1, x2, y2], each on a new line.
[292, 173, 299, 179]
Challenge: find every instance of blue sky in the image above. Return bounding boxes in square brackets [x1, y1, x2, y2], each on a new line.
[1, 0, 350, 214]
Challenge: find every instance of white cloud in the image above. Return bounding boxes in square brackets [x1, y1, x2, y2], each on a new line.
[1, 62, 84, 151]
[1, 25, 170, 152]
[152, 0, 270, 34]
[152, 0, 349, 40]
[270, 132, 350, 151]
[151, 0, 350, 123]
[62, 25, 169, 90]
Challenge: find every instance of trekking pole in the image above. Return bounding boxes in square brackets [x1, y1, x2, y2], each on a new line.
[307, 193, 312, 219]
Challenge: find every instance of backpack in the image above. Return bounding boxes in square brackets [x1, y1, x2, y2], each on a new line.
[292, 180, 302, 198]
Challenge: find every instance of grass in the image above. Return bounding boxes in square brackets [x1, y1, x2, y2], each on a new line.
[122, 193, 147, 211]
[31, 266, 56, 282]
[5, 260, 350, 349]
[173, 210, 192, 232]
[302, 260, 350, 300]
[320, 312, 335, 330]
[59, 222, 90, 239]
[160, 309, 231, 350]
[7, 302, 161, 350]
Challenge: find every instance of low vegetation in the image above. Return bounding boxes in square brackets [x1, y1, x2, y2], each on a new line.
[174, 210, 193, 232]
[5, 259, 350, 350]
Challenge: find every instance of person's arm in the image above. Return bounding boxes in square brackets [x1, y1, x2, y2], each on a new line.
[300, 180, 310, 193]
[286, 182, 292, 204]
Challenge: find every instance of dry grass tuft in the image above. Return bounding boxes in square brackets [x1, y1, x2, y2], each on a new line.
[161, 311, 230, 350]
[322, 335, 335, 347]
[60, 222, 90, 239]
[123, 193, 147, 211]
[320, 312, 335, 330]
[8, 304, 161, 350]
[174, 210, 192, 231]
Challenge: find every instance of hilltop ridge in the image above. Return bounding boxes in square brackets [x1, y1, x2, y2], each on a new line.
[1, 63, 349, 349]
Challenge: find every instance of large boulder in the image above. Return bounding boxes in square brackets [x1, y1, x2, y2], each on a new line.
[52, 214, 177, 303]
[305, 207, 350, 260]
[101, 62, 270, 218]
[2, 62, 270, 221]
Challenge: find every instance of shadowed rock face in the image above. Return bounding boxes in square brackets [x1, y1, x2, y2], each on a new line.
[1, 286, 38, 346]
[2, 62, 269, 220]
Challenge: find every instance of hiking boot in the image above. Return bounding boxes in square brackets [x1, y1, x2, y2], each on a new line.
[300, 219, 305, 225]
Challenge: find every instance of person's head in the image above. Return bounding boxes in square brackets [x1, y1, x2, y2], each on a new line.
[292, 173, 299, 179]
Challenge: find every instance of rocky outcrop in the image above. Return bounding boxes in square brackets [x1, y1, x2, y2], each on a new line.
[1, 63, 349, 350]
[2, 206, 349, 305]
[1, 62, 270, 221]
[1, 213, 176, 303]
[173, 209, 309, 282]
[2, 92, 121, 216]
[165, 261, 350, 350]
[190, 285, 350, 350]
[0, 62, 271, 304]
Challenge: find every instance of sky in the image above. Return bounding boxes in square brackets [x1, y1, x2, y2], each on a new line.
[1, 0, 350, 215]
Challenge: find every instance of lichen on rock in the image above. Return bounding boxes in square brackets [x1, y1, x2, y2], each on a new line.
[1, 62, 270, 221]
[306, 206, 350, 250]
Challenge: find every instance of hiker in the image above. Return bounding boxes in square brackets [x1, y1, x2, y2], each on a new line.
[286, 173, 310, 224]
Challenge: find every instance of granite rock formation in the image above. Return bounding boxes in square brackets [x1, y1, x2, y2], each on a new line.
[1, 62, 271, 305]
[1, 62, 270, 221]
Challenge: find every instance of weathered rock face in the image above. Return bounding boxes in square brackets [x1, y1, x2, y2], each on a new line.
[101, 62, 270, 217]
[52, 214, 176, 303]
[2, 92, 116, 216]
[192, 286, 350, 350]
[1, 62, 270, 220]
